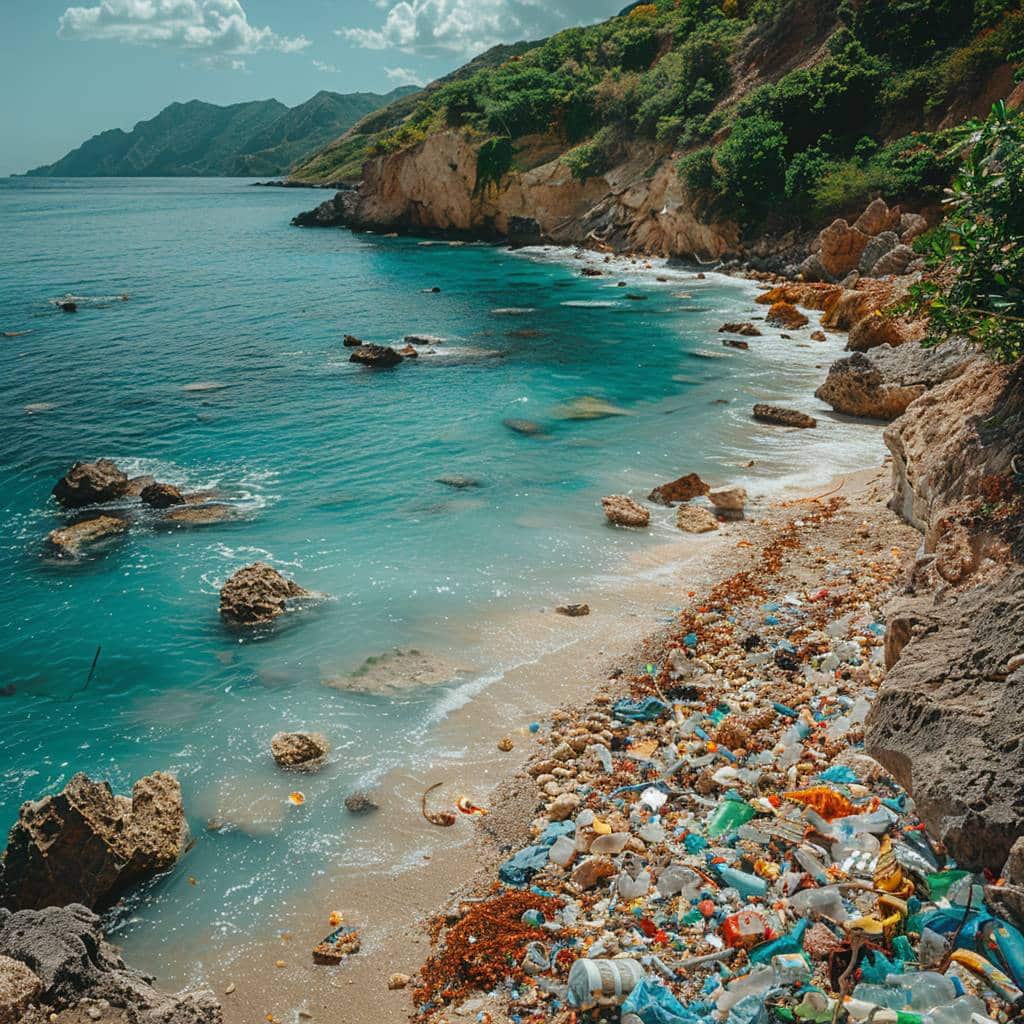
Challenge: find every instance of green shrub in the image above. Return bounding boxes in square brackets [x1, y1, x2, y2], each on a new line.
[563, 126, 623, 181]
[676, 146, 718, 192]
[715, 114, 788, 214]
[853, 0, 974, 64]
[474, 137, 514, 195]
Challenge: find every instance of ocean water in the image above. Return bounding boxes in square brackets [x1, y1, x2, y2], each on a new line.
[0, 178, 882, 978]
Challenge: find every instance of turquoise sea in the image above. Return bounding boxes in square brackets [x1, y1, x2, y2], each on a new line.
[0, 177, 882, 983]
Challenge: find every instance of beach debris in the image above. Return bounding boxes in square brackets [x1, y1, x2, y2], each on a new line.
[287, 791, 305, 806]
[271, 732, 329, 770]
[602, 495, 650, 528]
[388, 973, 412, 990]
[349, 343, 403, 368]
[719, 322, 762, 337]
[139, 482, 186, 509]
[52, 459, 130, 508]
[456, 797, 489, 817]
[344, 792, 378, 814]
[311, 925, 361, 965]
[753, 403, 818, 429]
[224, 983, 236, 995]
[497, 737, 515, 752]
[555, 603, 590, 617]
[46, 515, 129, 558]
[648, 473, 710, 505]
[421, 783, 456, 827]
[675, 505, 719, 533]
[219, 563, 310, 627]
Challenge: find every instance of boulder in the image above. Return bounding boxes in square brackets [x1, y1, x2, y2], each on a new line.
[0, 772, 186, 912]
[270, 732, 329, 770]
[899, 212, 929, 243]
[752, 404, 817, 429]
[853, 198, 901, 237]
[722, 338, 749, 351]
[124, 475, 156, 497]
[708, 487, 747, 514]
[719, 323, 762, 337]
[503, 418, 545, 436]
[871, 244, 919, 278]
[858, 231, 899, 276]
[436, 474, 481, 489]
[219, 563, 309, 626]
[140, 482, 186, 509]
[343, 334, 363, 347]
[51, 461, 129, 509]
[507, 216, 542, 247]
[797, 253, 831, 282]
[766, 302, 809, 329]
[818, 220, 870, 278]
[867, 569, 1024, 871]
[0, 955, 41, 1024]
[344, 793, 378, 814]
[676, 506, 719, 534]
[648, 473, 710, 506]
[0, 904, 221, 1022]
[816, 340, 976, 421]
[404, 335, 445, 346]
[399, 344, 419, 358]
[45, 516, 128, 558]
[555, 604, 591, 617]
[349, 344, 403, 368]
[160, 504, 236, 527]
[602, 496, 649, 528]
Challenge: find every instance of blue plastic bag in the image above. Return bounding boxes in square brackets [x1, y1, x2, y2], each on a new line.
[613, 697, 669, 722]
[621, 979, 701, 1024]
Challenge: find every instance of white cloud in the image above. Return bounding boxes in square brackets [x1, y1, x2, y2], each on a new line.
[385, 66, 425, 87]
[312, 58, 340, 73]
[196, 53, 249, 71]
[338, 0, 623, 57]
[59, 0, 310, 55]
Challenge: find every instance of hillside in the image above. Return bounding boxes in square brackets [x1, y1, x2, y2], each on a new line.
[25, 87, 418, 178]
[292, 0, 1024, 257]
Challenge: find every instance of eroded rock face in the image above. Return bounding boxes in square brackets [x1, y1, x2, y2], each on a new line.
[853, 198, 901, 237]
[45, 516, 129, 558]
[0, 954, 41, 1024]
[270, 732, 329, 770]
[0, 904, 221, 1023]
[818, 220, 870, 278]
[719, 323, 762, 337]
[858, 231, 899, 276]
[816, 340, 976, 422]
[602, 496, 649, 528]
[0, 773, 186, 912]
[867, 570, 1024, 870]
[52, 461, 129, 509]
[648, 473, 710, 506]
[219, 563, 309, 626]
[752, 404, 817, 429]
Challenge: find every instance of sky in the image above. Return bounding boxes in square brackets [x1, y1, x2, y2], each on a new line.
[0, 0, 627, 175]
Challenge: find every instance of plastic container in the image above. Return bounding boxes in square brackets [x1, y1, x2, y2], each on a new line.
[567, 958, 645, 1010]
[722, 908, 769, 948]
[707, 796, 757, 838]
[717, 865, 768, 899]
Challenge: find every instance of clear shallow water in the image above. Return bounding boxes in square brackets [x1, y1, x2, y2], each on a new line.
[0, 178, 882, 976]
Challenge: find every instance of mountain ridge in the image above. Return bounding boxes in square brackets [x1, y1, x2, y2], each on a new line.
[24, 86, 419, 178]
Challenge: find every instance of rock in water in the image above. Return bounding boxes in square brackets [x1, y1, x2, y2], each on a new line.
[601, 496, 649, 528]
[45, 516, 128, 558]
[752, 404, 817, 429]
[271, 732, 329, 770]
[648, 473, 710, 506]
[503, 418, 545, 436]
[349, 344, 403, 368]
[718, 323, 762, 337]
[160, 504, 236, 528]
[140, 482, 186, 508]
[436, 474, 481, 489]
[676, 506, 719, 534]
[708, 487, 747, 514]
[51, 460, 129, 508]
[219, 563, 309, 626]
[344, 792, 378, 814]
[766, 302, 809, 329]
[0, 772, 187, 911]
[343, 334, 363, 347]
[0, 904, 221, 1022]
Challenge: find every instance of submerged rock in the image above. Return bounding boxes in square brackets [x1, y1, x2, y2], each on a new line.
[140, 482, 186, 509]
[436, 474, 481, 489]
[552, 396, 630, 420]
[161, 504, 237, 528]
[503, 418, 545, 436]
[676, 506, 719, 534]
[349, 344, 403, 368]
[718, 323, 762, 337]
[52, 460, 129, 509]
[344, 792, 378, 815]
[602, 495, 649, 528]
[343, 334, 363, 347]
[752, 404, 817, 429]
[45, 515, 128, 558]
[0, 772, 187, 912]
[0, 904, 221, 1022]
[219, 563, 309, 626]
[270, 732, 329, 770]
[648, 473, 710, 506]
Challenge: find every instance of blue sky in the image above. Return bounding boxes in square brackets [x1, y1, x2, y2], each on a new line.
[0, 1, 626, 175]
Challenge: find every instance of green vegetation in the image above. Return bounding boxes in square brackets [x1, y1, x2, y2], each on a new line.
[902, 103, 1024, 363]
[474, 137, 515, 195]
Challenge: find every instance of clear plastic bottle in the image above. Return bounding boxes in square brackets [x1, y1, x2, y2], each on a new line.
[549, 835, 576, 867]
[716, 965, 774, 1013]
[885, 973, 957, 1012]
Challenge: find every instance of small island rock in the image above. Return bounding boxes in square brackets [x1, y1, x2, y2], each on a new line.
[270, 732, 329, 770]
[602, 495, 649, 528]
[140, 482, 186, 509]
[648, 473, 710, 506]
[219, 562, 309, 626]
[46, 515, 129, 558]
[52, 460, 129, 508]
[350, 344, 403, 368]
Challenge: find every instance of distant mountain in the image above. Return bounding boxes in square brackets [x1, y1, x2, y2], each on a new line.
[24, 87, 419, 178]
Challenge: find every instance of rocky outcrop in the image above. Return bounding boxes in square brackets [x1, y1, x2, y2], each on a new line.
[0, 773, 186, 912]
[0, 954, 41, 1024]
[867, 569, 1024, 871]
[140, 483, 186, 509]
[45, 516, 129, 558]
[815, 339, 977, 421]
[270, 732, 329, 770]
[602, 496, 649, 528]
[0, 904, 220, 1023]
[816, 219, 870, 278]
[219, 563, 309, 626]
[160, 504, 236, 527]
[52, 461, 129, 509]
[752, 404, 817, 429]
[648, 473, 710, 506]
[350, 344, 403, 368]
[719, 323, 762, 337]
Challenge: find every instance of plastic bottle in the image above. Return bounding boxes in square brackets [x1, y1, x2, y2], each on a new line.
[885, 973, 957, 1012]
[715, 965, 774, 1013]
[787, 885, 849, 922]
[567, 958, 645, 1010]
[717, 865, 768, 899]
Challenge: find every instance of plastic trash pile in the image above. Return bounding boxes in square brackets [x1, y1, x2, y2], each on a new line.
[415, 500, 1024, 1024]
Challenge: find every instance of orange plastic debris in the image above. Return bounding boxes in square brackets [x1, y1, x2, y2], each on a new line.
[288, 792, 305, 806]
[783, 786, 858, 821]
